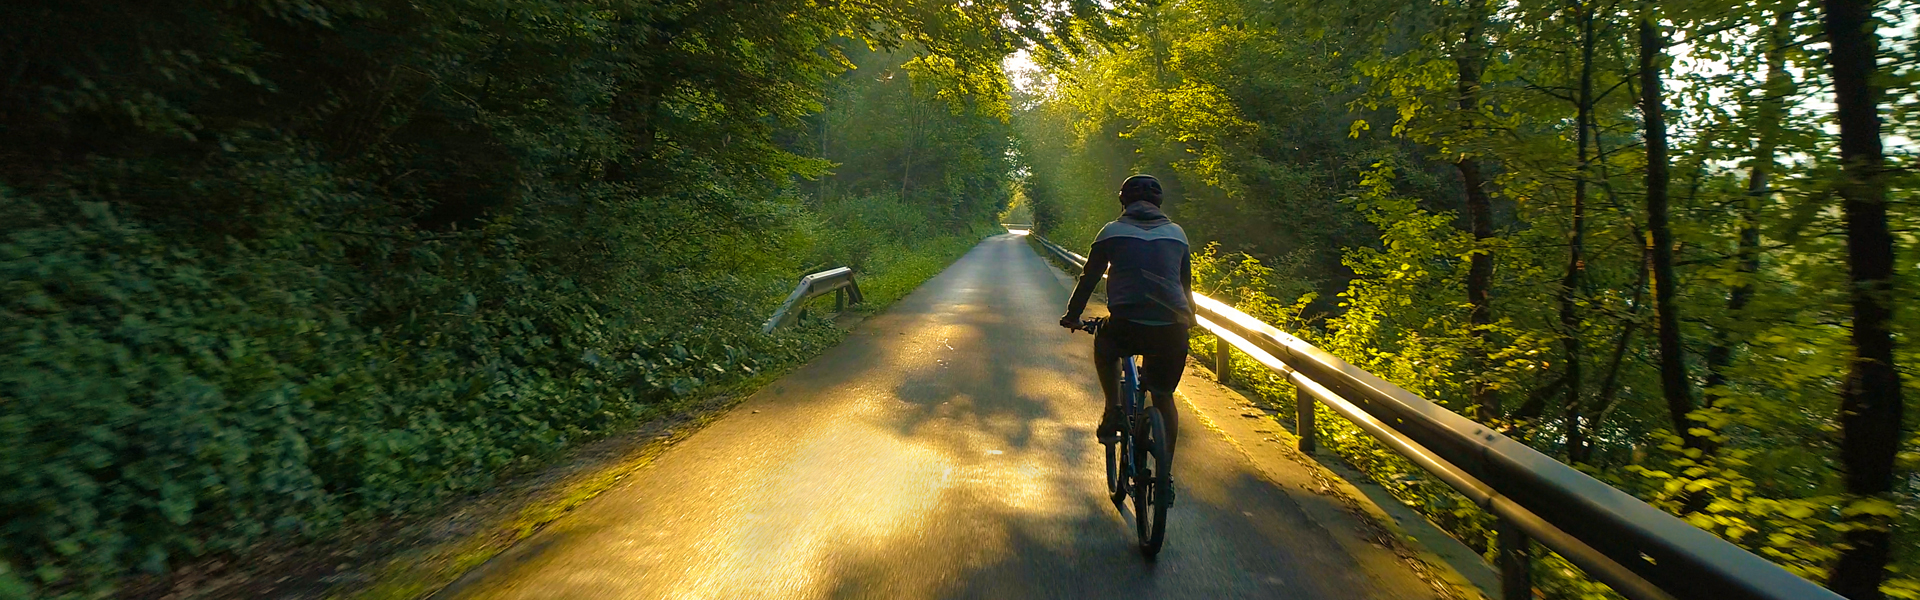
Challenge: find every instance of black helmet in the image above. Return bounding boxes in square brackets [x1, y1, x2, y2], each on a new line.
[1119, 174, 1163, 205]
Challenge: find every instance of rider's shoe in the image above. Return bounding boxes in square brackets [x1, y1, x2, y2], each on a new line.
[1096, 407, 1124, 444]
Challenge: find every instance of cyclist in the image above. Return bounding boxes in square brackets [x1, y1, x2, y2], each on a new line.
[1059, 174, 1192, 463]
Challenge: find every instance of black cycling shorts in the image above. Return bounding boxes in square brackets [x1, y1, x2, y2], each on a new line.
[1093, 318, 1190, 395]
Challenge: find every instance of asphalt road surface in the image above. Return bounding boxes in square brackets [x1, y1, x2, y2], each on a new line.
[441, 233, 1444, 600]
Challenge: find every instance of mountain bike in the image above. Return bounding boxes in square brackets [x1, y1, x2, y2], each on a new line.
[1075, 317, 1172, 558]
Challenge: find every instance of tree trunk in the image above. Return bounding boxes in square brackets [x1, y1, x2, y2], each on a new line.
[1822, 0, 1904, 596]
[1703, 10, 1790, 403]
[1454, 0, 1498, 423]
[1560, 3, 1596, 462]
[1639, 13, 1701, 453]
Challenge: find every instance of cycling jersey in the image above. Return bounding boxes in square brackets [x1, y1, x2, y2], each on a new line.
[1063, 201, 1193, 326]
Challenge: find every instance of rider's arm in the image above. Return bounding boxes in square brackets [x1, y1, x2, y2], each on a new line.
[1182, 252, 1193, 300]
[1063, 242, 1111, 320]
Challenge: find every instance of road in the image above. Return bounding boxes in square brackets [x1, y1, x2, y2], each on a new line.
[441, 233, 1447, 600]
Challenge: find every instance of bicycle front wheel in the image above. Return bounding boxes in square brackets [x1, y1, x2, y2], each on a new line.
[1135, 406, 1171, 558]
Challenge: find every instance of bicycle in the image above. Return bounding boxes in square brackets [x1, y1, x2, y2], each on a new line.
[1074, 317, 1172, 558]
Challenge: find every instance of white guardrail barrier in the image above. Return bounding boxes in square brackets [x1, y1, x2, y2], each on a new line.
[763, 267, 863, 334]
[1028, 232, 1841, 600]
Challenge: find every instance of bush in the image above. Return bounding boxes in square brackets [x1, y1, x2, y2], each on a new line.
[0, 193, 850, 597]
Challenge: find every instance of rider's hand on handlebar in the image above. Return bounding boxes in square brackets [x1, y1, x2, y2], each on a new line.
[1059, 315, 1082, 330]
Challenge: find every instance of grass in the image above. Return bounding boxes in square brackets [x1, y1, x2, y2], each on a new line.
[857, 232, 989, 306]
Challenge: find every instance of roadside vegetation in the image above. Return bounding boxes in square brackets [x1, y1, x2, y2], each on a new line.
[11, 0, 1915, 597]
[0, 1, 1105, 597]
[1017, 0, 1918, 598]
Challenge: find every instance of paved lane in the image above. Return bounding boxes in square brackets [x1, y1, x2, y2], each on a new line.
[442, 234, 1442, 600]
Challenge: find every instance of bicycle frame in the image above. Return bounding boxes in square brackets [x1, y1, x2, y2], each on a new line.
[1120, 356, 1143, 415]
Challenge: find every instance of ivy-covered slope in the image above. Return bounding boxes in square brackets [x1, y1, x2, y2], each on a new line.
[0, 0, 1079, 596]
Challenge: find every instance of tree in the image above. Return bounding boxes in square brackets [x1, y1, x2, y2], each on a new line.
[1820, 0, 1905, 595]
[1454, 0, 1502, 422]
[1638, 5, 1702, 453]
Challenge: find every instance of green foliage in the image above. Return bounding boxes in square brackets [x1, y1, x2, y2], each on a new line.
[853, 227, 1000, 309]
[1322, 161, 1558, 422]
[0, 0, 1067, 596]
[1, 192, 843, 597]
[1013, 0, 1407, 309]
[803, 43, 1018, 228]
[1023, 0, 1920, 597]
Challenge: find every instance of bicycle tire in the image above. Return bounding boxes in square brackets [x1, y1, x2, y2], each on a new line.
[1107, 364, 1131, 504]
[1137, 407, 1171, 558]
[1129, 412, 1151, 546]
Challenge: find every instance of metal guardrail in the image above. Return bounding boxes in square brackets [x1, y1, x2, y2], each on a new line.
[1028, 233, 1842, 600]
[763, 267, 863, 334]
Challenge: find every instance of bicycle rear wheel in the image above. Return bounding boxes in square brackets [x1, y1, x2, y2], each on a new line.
[1135, 407, 1171, 558]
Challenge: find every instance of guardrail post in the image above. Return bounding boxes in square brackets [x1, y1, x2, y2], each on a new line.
[1499, 517, 1533, 600]
[1214, 336, 1231, 386]
[764, 267, 859, 333]
[1295, 385, 1315, 454]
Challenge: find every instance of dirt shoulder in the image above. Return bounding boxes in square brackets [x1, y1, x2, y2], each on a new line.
[1173, 363, 1496, 600]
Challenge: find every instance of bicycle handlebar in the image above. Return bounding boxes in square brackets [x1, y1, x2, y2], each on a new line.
[1075, 317, 1105, 334]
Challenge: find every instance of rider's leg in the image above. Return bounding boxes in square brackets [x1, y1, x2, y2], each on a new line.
[1150, 390, 1178, 461]
[1138, 325, 1190, 464]
[1092, 326, 1125, 441]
